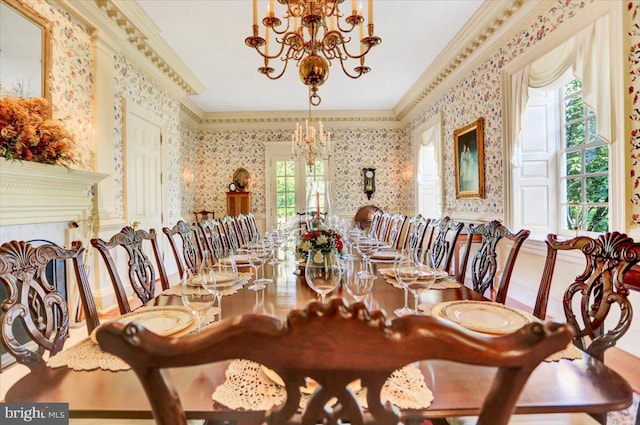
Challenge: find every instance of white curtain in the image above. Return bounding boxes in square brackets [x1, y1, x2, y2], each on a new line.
[510, 14, 612, 167]
[572, 15, 612, 144]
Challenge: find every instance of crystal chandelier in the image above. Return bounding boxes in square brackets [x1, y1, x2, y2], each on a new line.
[246, 0, 381, 106]
[292, 97, 331, 168]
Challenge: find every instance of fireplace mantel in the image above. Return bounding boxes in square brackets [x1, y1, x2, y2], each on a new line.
[0, 160, 108, 226]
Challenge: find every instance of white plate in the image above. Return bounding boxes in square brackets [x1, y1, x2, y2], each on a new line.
[433, 301, 532, 334]
[232, 255, 250, 264]
[188, 273, 237, 288]
[371, 251, 398, 260]
[91, 306, 196, 343]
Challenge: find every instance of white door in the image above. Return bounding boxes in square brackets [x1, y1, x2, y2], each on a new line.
[125, 101, 163, 239]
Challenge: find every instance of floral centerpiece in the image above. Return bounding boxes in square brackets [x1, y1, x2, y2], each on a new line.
[0, 96, 75, 166]
[296, 225, 344, 263]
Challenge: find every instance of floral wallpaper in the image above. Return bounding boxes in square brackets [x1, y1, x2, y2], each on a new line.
[195, 127, 408, 218]
[407, 0, 593, 218]
[20, 0, 94, 169]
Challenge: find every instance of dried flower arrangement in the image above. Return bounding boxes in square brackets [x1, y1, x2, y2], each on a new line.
[0, 96, 75, 166]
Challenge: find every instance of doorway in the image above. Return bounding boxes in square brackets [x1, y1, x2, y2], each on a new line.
[124, 99, 165, 248]
[265, 142, 332, 228]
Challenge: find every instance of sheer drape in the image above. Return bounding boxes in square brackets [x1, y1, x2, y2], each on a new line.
[510, 14, 612, 167]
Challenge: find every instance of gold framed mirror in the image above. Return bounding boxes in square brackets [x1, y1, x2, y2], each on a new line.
[0, 0, 52, 109]
[233, 168, 250, 191]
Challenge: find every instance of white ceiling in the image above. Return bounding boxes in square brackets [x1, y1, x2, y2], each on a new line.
[135, 0, 484, 113]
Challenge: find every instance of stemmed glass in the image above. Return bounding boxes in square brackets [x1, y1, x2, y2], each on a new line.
[356, 235, 379, 275]
[393, 250, 419, 317]
[345, 270, 375, 303]
[250, 239, 273, 289]
[213, 250, 238, 319]
[407, 265, 437, 314]
[268, 228, 285, 265]
[181, 257, 217, 331]
[305, 248, 342, 303]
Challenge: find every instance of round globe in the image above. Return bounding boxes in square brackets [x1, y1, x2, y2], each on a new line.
[299, 54, 329, 86]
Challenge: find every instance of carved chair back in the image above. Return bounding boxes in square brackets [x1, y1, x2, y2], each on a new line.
[532, 232, 640, 362]
[456, 220, 530, 304]
[427, 217, 464, 272]
[368, 209, 384, 238]
[193, 210, 214, 224]
[163, 220, 200, 278]
[197, 218, 225, 261]
[97, 298, 572, 425]
[235, 214, 253, 247]
[0, 240, 97, 369]
[91, 227, 169, 314]
[406, 215, 432, 256]
[220, 216, 241, 253]
[245, 213, 261, 243]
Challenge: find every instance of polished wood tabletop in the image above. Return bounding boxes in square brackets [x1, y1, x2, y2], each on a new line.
[5, 259, 633, 422]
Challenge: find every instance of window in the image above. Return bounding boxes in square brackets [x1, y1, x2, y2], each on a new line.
[275, 160, 296, 225]
[560, 79, 609, 233]
[512, 77, 610, 238]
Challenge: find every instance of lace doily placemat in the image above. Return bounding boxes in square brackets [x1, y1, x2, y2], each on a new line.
[47, 307, 221, 371]
[211, 359, 433, 411]
[417, 303, 583, 363]
[378, 268, 461, 290]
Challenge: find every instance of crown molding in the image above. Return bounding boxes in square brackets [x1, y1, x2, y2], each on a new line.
[196, 110, 401, 131]
[57, 0, 204, 98]
[394, 0, 528, 124]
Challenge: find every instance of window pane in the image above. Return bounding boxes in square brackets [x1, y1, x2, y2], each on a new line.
[585, 145, 608, 173]
[285, 176, 295, 192]
[564, 79, 582, 96]
[276, 177, 285, 192]
[588, 118, 601, 143]
[286, 192, 295, 207]
[565, 96, 584, 121]
[566, 205, 585, 231]
[586, 206, 609, 232]
[566, 178, 581, 203]
[276, 161, 285, 175]
[586, 176, 609, 203]
[566, 151, 581, 175]
[277, 193, 285, 208]
[314, 161, 324, 175]
[286, 161, 295, 175]
[565, 122, 585, 147]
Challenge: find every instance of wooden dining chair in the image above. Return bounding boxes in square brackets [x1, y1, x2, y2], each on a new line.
[163, 220, 200, 278]
[193, 209, 215, 224]
[426, 216, 464, 273]
[197, 218, 225, 261]
[91, 226, 170, 314]
[456, 220, 530, 305]
[450, 231, 640, 425]
[97, 298, 573, 425]
[0, 240, 98, 369]
[246, 213, 261, 242]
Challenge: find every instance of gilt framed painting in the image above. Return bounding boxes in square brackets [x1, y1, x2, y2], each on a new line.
[453, 117, 485, 199]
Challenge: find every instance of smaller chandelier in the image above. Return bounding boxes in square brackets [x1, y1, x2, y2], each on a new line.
[292, 99, 331, 168]
[246, 0, 381, 106]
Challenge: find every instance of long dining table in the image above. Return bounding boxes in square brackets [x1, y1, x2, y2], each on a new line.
[4, 256, 633, 423]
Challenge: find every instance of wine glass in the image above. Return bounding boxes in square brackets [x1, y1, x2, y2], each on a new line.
[393, 250, 419, 316]
[345, 270, 375, 303]
[180, 267, 216, 332]
[214, 250, 238, 319]
[305, 248, 342, 303]
[406, 265, 438, 314]
[268, 227, 284, 265]
[250, 240, 273, 289]
[356, 235, 379, 275]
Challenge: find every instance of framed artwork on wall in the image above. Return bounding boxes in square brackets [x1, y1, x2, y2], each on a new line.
[453, 117, 485, 199]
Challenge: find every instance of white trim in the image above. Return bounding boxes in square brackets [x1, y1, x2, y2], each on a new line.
[412, 112, 443, 217]
[0, 161, 107, 226]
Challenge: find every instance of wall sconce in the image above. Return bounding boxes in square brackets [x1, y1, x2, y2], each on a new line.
[363, 168, 376, 200]
[183, 167, 194, 187]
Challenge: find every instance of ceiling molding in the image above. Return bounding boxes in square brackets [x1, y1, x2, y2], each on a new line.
[94, 0, 204, 96]
[197, 110, 401, 131]
[394, 0, 526, 123]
